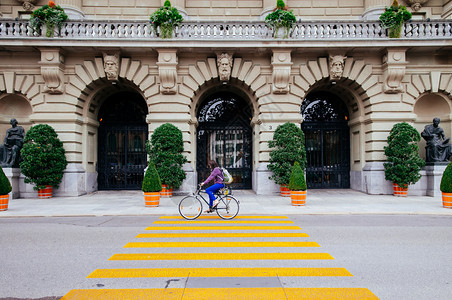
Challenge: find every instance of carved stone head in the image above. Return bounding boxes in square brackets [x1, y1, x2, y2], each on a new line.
[329, 55, 346, 80]
[103, 52, 119, 81]
[217, 53, 233, 81]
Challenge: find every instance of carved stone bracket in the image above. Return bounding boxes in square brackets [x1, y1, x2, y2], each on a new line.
[383, 49, 407, 94]
[406, 0, 429, 11]
[39, 48, 65, 94]
[16, 0, 37, 11]
[157, 49, 178, 95]
[271, 50, 292, 94]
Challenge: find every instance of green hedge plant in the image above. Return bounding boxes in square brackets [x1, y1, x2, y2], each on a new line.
[20, 124, 68, 190]
[265, 0, 297, 38]
[142, 162, 162, 193]
[0, 166, 12, 195]
[268, 122, 306, 186]
[149, 0, 183, 38]
[379, 0, 412, 38]
[288, 162, 307, 191]
[146, 123, 187, 189]
[440, 162, 452, 193]
[384, 122, 425, 188]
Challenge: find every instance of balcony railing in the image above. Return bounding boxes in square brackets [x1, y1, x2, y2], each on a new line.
[0, 19, 451, 40]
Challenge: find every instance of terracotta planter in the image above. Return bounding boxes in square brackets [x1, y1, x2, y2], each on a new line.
[291, 190, 306, 206]
[442, 192, 452, 209]
[144, 192, 160, 207]
[161, 185, 173, 198]
[0, 194, 9, 211]
[393, 183, 408, 197]
[38, 185, 53, 199]
[280, 185, 290, 197]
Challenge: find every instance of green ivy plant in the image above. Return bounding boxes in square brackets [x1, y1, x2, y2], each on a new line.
[142, 162, 162, 193]
[29, 1, 68, 38]
[268, 122, 306, 186]
[379, 0, 412, 38]
[440, 162, 452, 193]
[288, 161, 307, 191]
[20, 124, 68, 190]
[0, 166, 12, 195]
[384, 122, 425, 188]
[149, 0, 184, 38]
[265, 0, 297, 38]
[146, 123, 187, 189]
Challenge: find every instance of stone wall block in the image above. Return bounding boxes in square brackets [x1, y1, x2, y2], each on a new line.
[4, 71, 15, 94]
[439, 74, 451, 92]
[342, 57, 354, 78]
[144, 84, 160, 98]
[355, 64, 373, 85]
[318, 57, 329, 78]
[0, 75, 5, 91]
[308, 60, 323, 80]
[256, 84, 271, 98]
[139, 76, 155, 91]
[207, 58, 218, 78]
[126, 61, 141, 81]
[83, 61, 99, 81]
[250, 75, 266, 92]
[133, 65, 149, 86]
[420, 74, 431, 91]
[299, 65, 315, 85]
[245, 65, 261, 86]
[238, 61, 253, 81]
[75, 65, 92, 85]
[196, 61, 212, 81]
[119, 58, 131, 78]
[348, 60, 365, 81]
[94, 57, 106, 78]
[188, 65, 204, 86]
[231, 58, 242, 78]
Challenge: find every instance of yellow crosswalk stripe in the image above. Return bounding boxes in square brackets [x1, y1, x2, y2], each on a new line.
[124, 241, 320, 248]
[87, 267, 352, 278]
[145, 226, 301, 230]
[160, 215, 290, 219]
[153, 220, 294, 224]
[62, 287, 379, 300]
[109, 252, 334, 260]
[136, 232, 309, 238]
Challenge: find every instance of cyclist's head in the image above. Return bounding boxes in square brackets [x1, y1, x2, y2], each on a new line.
[208, 160, 218, 169]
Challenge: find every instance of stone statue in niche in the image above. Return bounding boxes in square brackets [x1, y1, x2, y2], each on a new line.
[421, 117, 452, 163]
[329, 55, 346, 81]
[103, 52, 119, 81]
[217, 53, 233, 81]
[0, 119, 25, 168]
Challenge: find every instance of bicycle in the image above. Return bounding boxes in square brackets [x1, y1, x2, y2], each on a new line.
[178, 184, 240, 220]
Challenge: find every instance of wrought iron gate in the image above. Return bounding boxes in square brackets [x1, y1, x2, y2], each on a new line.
[98, 125, 147, 190]
[197, 125, 252, 189]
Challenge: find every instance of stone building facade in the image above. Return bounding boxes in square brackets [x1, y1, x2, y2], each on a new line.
[0, 0, 451, 198]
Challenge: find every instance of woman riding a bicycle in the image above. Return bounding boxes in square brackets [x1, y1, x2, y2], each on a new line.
[201, 160, 224, 212]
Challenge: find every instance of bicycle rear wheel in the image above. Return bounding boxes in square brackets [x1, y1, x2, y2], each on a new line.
[178, 196, 202, 220]
[216, 195, 239, 220]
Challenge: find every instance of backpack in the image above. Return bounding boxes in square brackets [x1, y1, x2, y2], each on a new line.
[221, 168, 233, 184]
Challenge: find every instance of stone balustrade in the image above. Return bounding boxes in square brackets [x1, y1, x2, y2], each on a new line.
[0, 19, 451, 40]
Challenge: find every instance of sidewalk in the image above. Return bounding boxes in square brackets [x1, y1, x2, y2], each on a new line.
[1, 189, 451, 217]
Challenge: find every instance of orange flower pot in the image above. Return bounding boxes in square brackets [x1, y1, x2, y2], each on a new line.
[38, 185, 53, 199]
[393, 183, 408, 197]
[280, 185, 290, 197]
[144, 192, 160, 207]
[442, 192, 452, 209]
[0, 194, 9, 211]
[161, 185, 173, 198]
[291, 190, 306, 206]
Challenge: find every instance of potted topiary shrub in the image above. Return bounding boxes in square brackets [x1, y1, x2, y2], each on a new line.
[265, 0, 297, 38]
[268, 122, 306, 197]
[379, 0, 412, 38]
[142, 162, 162, 207]
[384, 122, 425, 196]
[20, 124, 68, 198]
[146, 123, 187, 197]
[440, 162, 452, 209]
[149, 0, 184, 38]
[0, 166, 12, 211]
[288, 161, 307, 206]
[29, 1, 68, 38]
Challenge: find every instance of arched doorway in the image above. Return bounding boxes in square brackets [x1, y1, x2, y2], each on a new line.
[97, 91, 148, 190]
[197, 91, 253, 189]
[301, 91, 350, 189]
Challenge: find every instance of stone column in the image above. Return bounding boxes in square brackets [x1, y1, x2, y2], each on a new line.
[3, 168, 20, 199]
[362, 0, 388, 20]
[58, 0, 85, 19]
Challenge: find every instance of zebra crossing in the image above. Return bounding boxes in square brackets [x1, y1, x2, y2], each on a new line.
[61, 215, 379, 299]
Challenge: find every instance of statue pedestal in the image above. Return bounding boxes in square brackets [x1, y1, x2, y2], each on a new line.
[3, 168, 21, 199]
[424, 163, 448, 197]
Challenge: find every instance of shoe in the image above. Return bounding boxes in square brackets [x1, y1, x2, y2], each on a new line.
[212, 199, 220, 209]
[204, 208, 213, 213]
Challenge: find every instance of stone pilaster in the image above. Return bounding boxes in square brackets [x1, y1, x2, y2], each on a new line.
[157, 49, 178, 95]
[39, 48, 65, 94]
[271, 50, 292, 94]
[383, 48, 407, 94]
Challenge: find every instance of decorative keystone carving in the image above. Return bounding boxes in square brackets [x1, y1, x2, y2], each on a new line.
[16, 0, 37, 11]
[157, 50, 178, 94]
[103, 52, 120, 81]
[217, 53, 233, 82]
[39, 49, 65, 94]
[383, 49, 407, 94]
[406, 0, 429, 11]
[329, 55, 347, 81]
[271, 50, 292, 94]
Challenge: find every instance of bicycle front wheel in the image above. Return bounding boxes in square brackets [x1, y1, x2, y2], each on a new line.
[216, 195, 239, 220]
[178, 196, 202, 220]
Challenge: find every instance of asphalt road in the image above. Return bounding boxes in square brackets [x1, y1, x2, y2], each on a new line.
[0, 215, 451, 300]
